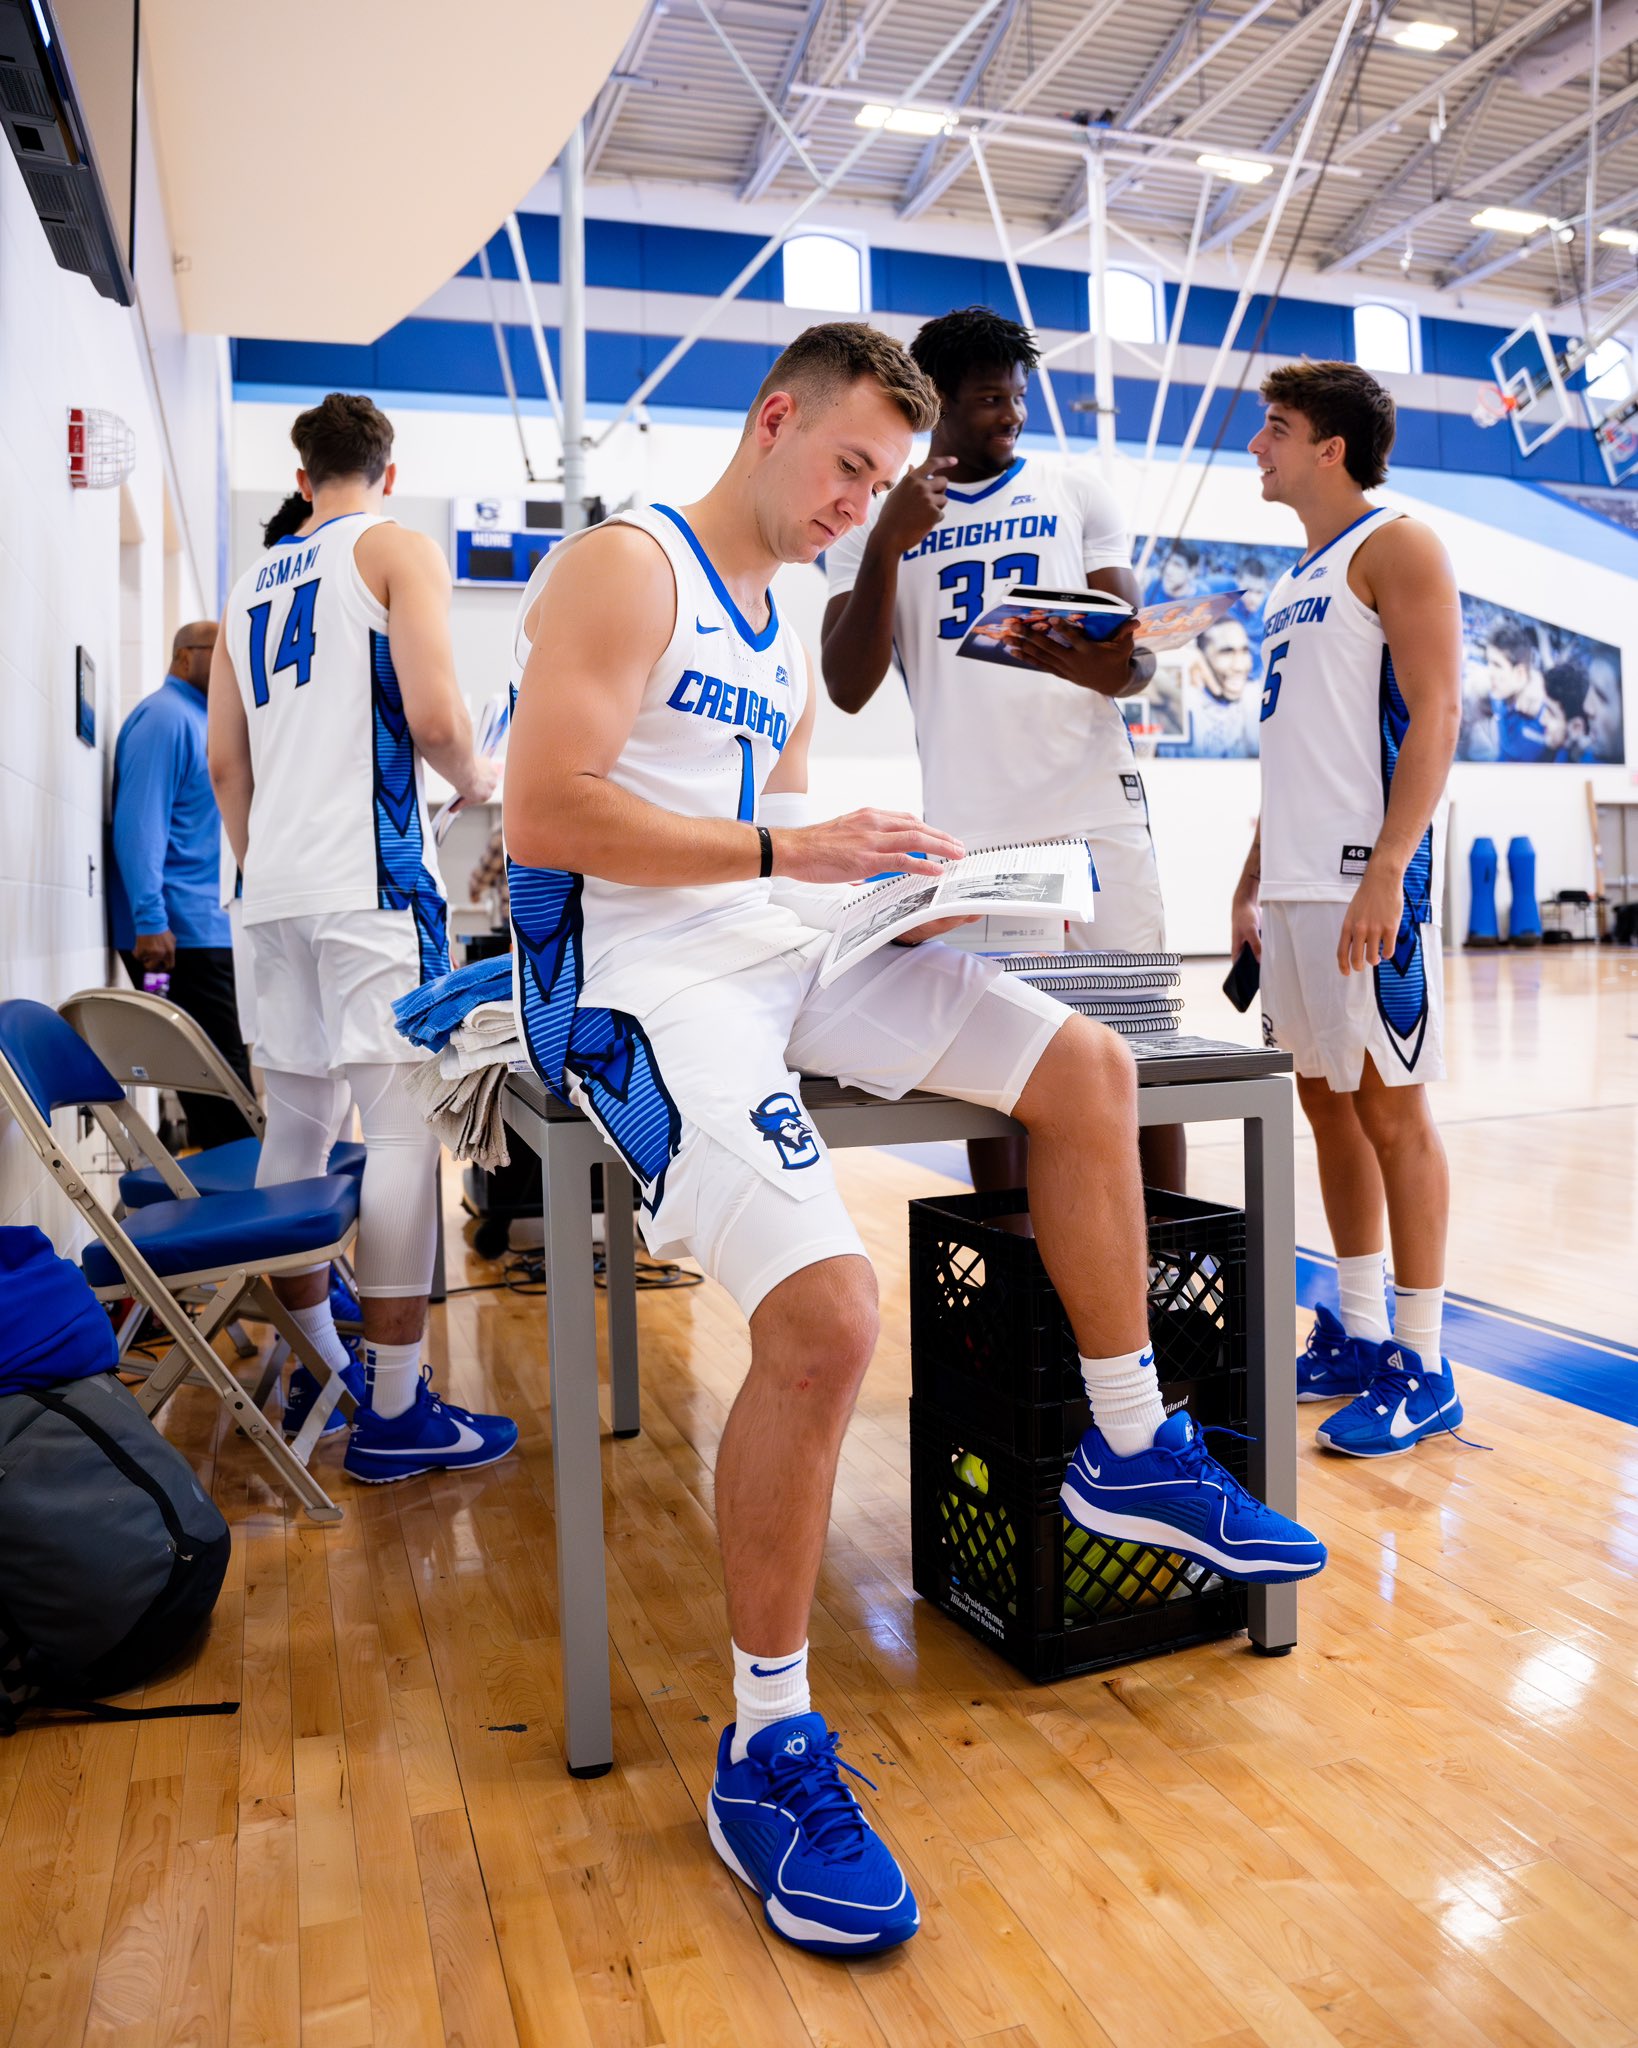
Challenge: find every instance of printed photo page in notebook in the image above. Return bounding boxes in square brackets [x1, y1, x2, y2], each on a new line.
[818, 839, 1095, 986]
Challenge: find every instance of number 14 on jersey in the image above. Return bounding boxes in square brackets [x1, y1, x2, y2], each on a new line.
[247, 578, 320, 707]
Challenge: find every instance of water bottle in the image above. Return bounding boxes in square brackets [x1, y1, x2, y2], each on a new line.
[142, 971, 171, 998]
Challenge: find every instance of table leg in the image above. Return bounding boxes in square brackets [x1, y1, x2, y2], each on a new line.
[545, 1125, 615, 1776]
[1244, 1076, 1299, 1653]
[602, 1158, 641, 1438]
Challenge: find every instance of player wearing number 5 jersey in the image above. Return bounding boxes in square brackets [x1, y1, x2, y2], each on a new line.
[1234, 361, 1466, 1458]
[210, 393, 517, 1483]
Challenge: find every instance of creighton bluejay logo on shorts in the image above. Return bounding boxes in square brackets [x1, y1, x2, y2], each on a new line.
[750, 1091, 820, 1169]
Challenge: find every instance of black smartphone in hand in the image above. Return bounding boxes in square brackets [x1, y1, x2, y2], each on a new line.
[1222, 941, 1261, 1014]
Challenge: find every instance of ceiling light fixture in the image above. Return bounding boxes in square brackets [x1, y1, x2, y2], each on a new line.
[1391, 20, 1458, 50]
[1599, 227, 1638, 249]
[1196, 152, 1273, 184]
[1470, 206, 1552, 234]
[854, 103, 950, 136]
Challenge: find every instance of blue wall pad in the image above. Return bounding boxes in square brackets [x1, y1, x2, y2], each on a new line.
[1297, 1247, 1638, 1427]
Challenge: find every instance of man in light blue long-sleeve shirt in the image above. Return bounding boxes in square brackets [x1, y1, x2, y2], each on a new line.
[109, 621, 254, 1148]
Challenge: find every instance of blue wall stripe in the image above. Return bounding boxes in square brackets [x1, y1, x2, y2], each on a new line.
[232, 322, 1628, 486]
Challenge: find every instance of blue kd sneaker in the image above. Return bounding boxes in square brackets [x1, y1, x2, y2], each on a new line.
[283, 1344, 367, 1439]
[1297, 1304, 1377, 1402]
[708, 1714, 920, 1956]
[343, 1370, 519, 1484]
[1315, 1342, 1462, 1456]
[1061, 1410, 1326, 1583]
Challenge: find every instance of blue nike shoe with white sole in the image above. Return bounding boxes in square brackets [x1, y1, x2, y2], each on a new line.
[343, 1370, 518, 1484]
[1297, 1304, 1377, 1402]
[708, 1714, 920, 1957]
[1061, 1410, 1326, 1583]
[1315, 1342, 1462, 1456]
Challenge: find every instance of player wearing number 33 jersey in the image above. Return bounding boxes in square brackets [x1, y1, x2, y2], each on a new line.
[822, 309, 1163, 953]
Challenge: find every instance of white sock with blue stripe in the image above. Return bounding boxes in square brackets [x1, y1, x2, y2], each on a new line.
[729, 1640, 810, 1763]
[1392, 1286, 1445, 1374]
[363, 1339, 421, 1418]
[1079, 1345, 1167, 1455]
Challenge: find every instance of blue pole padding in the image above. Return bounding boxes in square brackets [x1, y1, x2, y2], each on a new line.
[1467, 836, 1500, 946]
[1507, 835, 1542, 943]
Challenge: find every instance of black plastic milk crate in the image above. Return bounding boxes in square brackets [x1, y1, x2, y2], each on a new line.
[908, 1186, 1248, 1461]
[909, 1399, 1249, 1683]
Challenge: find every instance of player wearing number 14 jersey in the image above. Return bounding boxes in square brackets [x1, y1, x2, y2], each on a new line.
[1233, 361, 1467, 1457]
[210, 392, 516, 1482]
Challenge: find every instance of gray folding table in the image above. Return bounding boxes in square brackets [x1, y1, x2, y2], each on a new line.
[501, 1041, 1298, 1777]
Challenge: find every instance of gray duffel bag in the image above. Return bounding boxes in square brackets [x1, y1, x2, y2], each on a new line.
[0, 1371, 234, 1734]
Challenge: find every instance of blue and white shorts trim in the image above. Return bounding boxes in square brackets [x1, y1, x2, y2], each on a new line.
[1259, 899, 1445, 1093]
[511, 899, 1070, 1316]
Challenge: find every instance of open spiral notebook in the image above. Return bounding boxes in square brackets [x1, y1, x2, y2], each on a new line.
[819, 838, 1094, 986]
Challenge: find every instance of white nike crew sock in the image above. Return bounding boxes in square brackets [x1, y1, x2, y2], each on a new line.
[288, 1299, 352, 1382]
[729, 1640, 810, 1763]
[1392, 1286, 1445, 1374]
[362, 1339, 422, 1419]
[1079, 1345, 1167, 1456]
[1336, 1251, 1392, 1343]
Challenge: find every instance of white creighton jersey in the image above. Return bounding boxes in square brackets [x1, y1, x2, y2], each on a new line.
[1257, 505, 1444, 917]
[509, 503, 812, 1051]
[825, 453, 1136, 842]
[223, 512, 448, 956]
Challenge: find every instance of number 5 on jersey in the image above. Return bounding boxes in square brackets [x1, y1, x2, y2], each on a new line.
[1260, 638, 1288, 723]
[247, 578, 321, 707]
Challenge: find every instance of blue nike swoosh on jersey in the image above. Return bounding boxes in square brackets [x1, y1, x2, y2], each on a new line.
[749, 1658, 804, 1678]
[696, 618, 723, 634]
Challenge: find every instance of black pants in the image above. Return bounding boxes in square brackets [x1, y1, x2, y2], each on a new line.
[120, 946, 256, 1152]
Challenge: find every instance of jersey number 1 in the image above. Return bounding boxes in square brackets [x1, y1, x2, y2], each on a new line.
[247, 578, 320, 707]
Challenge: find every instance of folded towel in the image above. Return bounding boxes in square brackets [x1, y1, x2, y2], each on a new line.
[392, 953, 513, 1052]
[402, 1053, 512, 1168]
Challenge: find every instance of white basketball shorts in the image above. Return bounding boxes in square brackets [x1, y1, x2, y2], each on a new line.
[524, 938, 1077, 1317]
[1259, 899, 1445, 1093]
[247, 907, 443, 1076]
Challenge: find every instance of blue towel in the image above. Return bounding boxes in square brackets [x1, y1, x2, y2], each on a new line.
[0, 1226, 119, 1397]
[392, 952, 513, 1053]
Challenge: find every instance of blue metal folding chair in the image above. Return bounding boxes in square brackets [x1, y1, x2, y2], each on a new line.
[0, 999, 358, 1522]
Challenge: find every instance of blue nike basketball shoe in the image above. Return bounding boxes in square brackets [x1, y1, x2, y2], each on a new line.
[282, 1341, 367, 1439]
[1297, 1305, 1376, 1401]
[1315, 1341, 1462, 1456]
[708, 1714, 920, 1956]
[343, 1369, 518, 1484]
[1061, 1411, 1326, 1583]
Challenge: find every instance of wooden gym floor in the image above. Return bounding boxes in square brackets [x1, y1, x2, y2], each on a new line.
[2, 948, 1637, 2048]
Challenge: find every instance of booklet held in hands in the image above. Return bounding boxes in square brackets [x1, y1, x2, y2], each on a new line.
[819, 839, 1095, 986]
[956, 584, 1244, 667]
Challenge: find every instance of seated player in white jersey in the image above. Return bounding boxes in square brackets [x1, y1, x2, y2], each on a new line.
[209, 393, 518, 1484]
[818, 306, 1185, 1196]
[503, 322, 1323, 1963]
[1232, 361, 1465, 1455]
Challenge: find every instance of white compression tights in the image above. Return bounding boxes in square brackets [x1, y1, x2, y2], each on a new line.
[258, 1065, 440, 1298]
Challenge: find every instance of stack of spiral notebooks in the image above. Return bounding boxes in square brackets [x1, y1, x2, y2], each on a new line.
[996, 949, 1183, 1041]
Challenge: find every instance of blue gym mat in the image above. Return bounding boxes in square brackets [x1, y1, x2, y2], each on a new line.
[884, 1144, 1638, 1427]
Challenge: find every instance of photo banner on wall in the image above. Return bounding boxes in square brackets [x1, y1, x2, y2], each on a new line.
[1127, 535, 1626, 765]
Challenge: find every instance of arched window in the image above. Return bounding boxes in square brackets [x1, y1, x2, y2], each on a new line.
[1090, 268, 1159, 345]
[1353, 302, 1416, 375]
[1584, 336, 1633, 407]
[782, 234, 865, 314]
